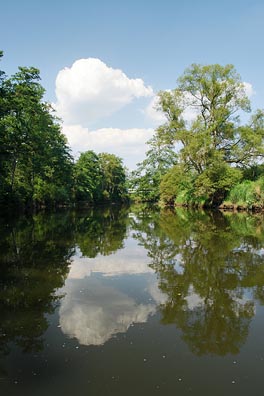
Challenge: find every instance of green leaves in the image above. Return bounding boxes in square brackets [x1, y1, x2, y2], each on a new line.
[155, 63, 264, 206]
[129, 133, 178, 202]
[74, 151, 128, 204]
[0, 53, 73, 207]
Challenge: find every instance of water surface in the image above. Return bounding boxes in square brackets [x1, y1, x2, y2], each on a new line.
[1, 206, 264, 395]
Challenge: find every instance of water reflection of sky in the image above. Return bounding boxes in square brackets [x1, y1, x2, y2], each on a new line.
[59, 237, 166, 346]
[60, 233, 259, 347]
[69, 237, 153, 278]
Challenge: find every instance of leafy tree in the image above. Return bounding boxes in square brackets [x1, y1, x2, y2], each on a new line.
[98, 153, 128, 202]
[74, 151, 128, 204]
[0, 51, 9, 200]
[144, 64, 264, 205]
[74, 150, 102, 203]
[0, 52, 73, 208]
[159, 164, 193, 205]
[130, 133, 177, 201]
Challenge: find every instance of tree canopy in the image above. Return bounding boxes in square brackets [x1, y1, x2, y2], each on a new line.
[0, 55, 73, 208]
[131, 63, 264, 206]
[0, 52, 128, 209]
[74, 151, 128, 204]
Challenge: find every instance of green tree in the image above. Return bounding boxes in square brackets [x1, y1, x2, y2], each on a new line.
[74, 151, 128, 204]
[98, 153, 128, 202]
[155, 64, 263, 205]
[0, 51, 9, 200]
[159, 164, 193, 205]
[130, 133, 177, 202]
[0, 53, 73, 208]
[74, 150, 102, 203]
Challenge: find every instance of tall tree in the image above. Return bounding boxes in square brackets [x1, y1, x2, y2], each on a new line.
[130, 133, 177, 202]
[156, 64, 264, 205]
[98, 153, 128, 202]
[74, 150, 102, 203]
[74, 151, 128, 204]
[0, 53, 73, 207]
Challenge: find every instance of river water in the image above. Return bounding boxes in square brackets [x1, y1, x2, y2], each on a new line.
[0, 205, 264, 395]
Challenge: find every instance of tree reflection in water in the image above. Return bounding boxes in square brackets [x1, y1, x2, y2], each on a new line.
[0, 212, 75, 355]
[0, 205, 264, 358]
[131, 206, 264, 355]
[0, 205, 129, 355]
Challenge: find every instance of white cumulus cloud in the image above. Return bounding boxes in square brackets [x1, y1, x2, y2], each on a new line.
[144, 95, 167, 125]
[243, 82, 255, 98]
[63, 124, 154, 169]
[54, 58, 153, 125]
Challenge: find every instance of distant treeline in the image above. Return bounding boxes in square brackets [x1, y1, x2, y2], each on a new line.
[0, 52, 128, 210]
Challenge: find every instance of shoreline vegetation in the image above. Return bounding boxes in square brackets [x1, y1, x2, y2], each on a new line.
[1, 52, 263, 213]
[0, 52, 128, 212]
[129, 63, 264, 211]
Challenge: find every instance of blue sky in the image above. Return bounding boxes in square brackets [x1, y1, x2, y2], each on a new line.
[1, 0, 264, 168]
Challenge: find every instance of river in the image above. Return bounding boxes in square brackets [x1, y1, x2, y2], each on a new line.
[0, 205, 264, 395]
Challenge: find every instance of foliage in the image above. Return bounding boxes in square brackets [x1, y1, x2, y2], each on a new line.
[136, 63, 264, 206]
[224, 177, 264, 208]
[193, 163, 242, 206]
[159, 164, 193, 205]
[242, 163, 264, 181]
[129, 133, 177, 202]
[0, 53, 73, 208]
[98, 153, 128, 202]
[74, 151, 102, 203]
[0, 52, 128, 209]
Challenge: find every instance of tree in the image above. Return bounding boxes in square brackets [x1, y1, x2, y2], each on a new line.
[156, 64, 264, 205]
[159, 164, 193, 205]
[74, 151, 128, 204]
[129, 133, 177, 202]
[74, 150, 102, 203]
[98, 153, 128, 202]
[0, 52, 73, 208]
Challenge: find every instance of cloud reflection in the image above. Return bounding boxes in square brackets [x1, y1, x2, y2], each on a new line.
[68, 246, 153, 279]
[59, 279, 155, 346]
